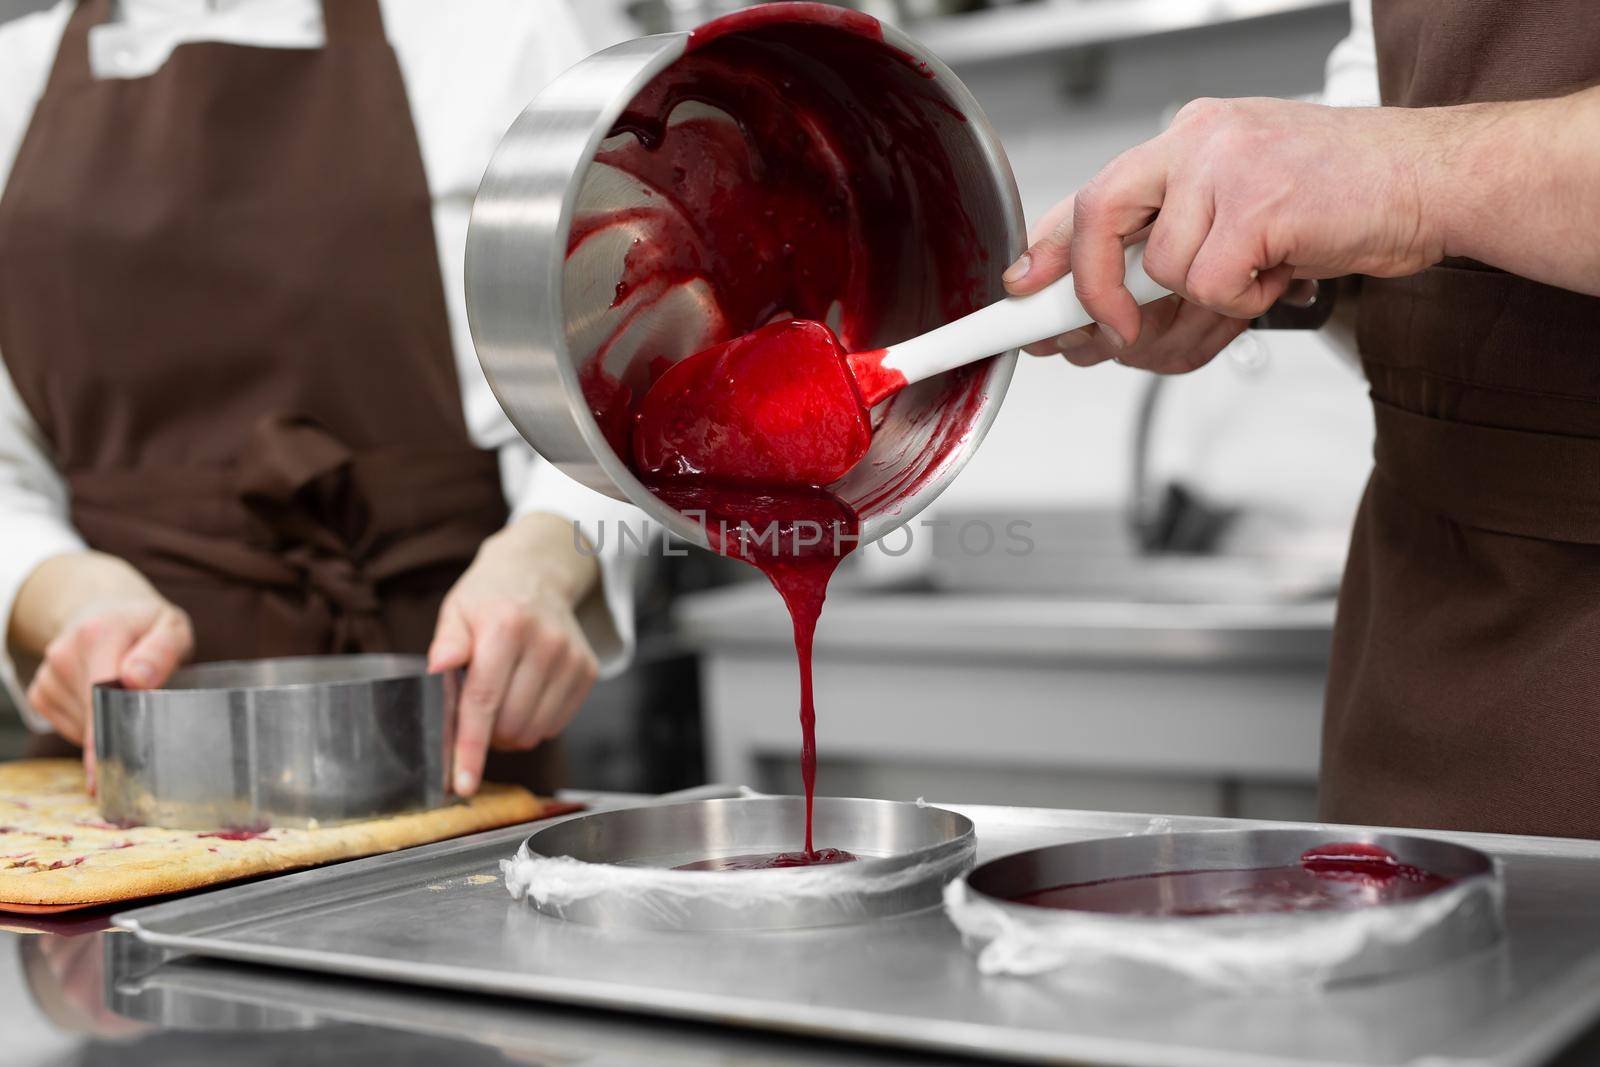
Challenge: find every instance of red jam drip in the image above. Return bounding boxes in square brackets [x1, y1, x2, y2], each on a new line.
[1010, 842, 1455, 917]
[649, 481, 857, 855]
[572, 7, 986, 861]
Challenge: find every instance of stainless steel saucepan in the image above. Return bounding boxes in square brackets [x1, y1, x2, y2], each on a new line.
[464, 2, 1023, 550]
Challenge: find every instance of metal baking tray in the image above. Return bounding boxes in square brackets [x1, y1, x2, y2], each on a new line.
[117, 802, 1600, 1067]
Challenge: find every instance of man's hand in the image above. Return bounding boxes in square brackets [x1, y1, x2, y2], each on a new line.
[1009, 85, 1600, 371]
[428, 514, 601, 796]
[1006, 96, 1450, 368]
[10, 553, 193, 786]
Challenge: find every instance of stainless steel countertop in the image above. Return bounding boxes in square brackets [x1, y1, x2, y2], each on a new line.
[5, 930, 1586, 1067]
[0, 926, 986, 1066]
[6, 792, 1600, 1066]
[675, 582, 1335, 665]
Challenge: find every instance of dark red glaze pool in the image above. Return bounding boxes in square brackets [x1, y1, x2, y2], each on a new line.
[675, 847, 857, 871]
[569, 5, 990, 861]
[1010, 843, 1456, 917]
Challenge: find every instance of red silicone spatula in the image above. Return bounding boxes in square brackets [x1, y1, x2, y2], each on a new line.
[632, 246, 1166, 487]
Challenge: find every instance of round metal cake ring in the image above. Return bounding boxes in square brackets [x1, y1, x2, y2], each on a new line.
[946, 828, 1504, 992]
[503, 797, 976, 931]
[94, 654, 457, 831]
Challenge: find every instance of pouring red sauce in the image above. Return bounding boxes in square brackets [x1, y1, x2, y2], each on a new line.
[1011, 843, 1455, 917]
[570, 6, 986, 865]
[648, 481, 856, 859]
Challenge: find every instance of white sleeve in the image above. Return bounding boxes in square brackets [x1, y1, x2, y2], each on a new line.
[0, 358, 87, 732]
[387, 0, 642, 677]
[0, 2, 82, 733]
[1321, 0, 1380, 107]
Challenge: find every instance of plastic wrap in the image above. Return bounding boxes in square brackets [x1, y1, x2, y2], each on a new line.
[501, 792, 977, 931]
[943, 870, 1504, 993]
[503, 836, 975, 930]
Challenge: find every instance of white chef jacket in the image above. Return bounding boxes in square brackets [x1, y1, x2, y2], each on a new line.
[0, 0, 643, 729]
[1322, 0, 1379, 108]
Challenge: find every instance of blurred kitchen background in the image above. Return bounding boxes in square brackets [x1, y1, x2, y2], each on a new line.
[0, 0, 1371, 822]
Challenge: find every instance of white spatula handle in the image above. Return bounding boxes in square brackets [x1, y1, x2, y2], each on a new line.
[880, 244, 1170, 389]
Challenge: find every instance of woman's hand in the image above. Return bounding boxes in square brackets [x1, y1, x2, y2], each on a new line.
[428, 513, 601, 796]
[10, 552, 193, 785]
[1006, 96, 1452, 369]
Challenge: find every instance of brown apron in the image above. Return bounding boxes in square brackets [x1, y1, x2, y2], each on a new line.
[0, 0, 560, 789]
[1322, 1, 1600, 838]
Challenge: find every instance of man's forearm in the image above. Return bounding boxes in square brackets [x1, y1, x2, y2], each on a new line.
[1425, 85, 1600, 295]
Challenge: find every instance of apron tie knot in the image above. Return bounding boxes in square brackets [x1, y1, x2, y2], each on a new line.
[240, 414, 387, 648]
[282, 544, 382, 616]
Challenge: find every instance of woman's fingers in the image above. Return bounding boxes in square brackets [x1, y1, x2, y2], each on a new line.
[495, 638, 557, 750]
[118, 606, 192, 689]
[79, 617, 146, 788]
[530, 643, 598, 746]
[27, 667, 84, 744]
[451, 609, 523, 796]
[33, 631, 96, 743]
[426, 605, 473, 673]
[22, 595, 188, 770]
[493, 624, 599, 751]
